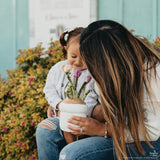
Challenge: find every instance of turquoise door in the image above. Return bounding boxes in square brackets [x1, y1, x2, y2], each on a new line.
[98, 0, 160, 41]
[0, 0, 29, 79]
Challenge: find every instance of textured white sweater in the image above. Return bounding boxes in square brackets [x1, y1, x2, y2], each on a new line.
[94, 65, 160, 142]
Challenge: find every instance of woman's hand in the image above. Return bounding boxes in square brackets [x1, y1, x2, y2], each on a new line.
[67, 116, 105, 136]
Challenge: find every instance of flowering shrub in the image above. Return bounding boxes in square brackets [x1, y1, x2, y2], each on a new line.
[0, 39, 65, 160]
[153, 37, 160, 48]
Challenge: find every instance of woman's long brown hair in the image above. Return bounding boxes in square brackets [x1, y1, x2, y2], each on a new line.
[80, 20, 160, 160]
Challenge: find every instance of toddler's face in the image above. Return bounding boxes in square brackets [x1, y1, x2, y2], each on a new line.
[67, 41, 87, 71]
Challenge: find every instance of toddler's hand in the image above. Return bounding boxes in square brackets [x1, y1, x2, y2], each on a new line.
[47, 106, 55, 118]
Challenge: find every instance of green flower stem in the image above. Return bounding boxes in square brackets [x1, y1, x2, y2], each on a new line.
[81, 89, 92, 101]
[66, 73, 73, 86]
[72, 88, 76, 98]
[77, 82, 87, 98]
[74, 77, 78, 90]
[65, 72, 76, 98]
[66, 84, 73, 99]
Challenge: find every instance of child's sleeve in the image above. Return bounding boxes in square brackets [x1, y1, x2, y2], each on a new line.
[84, 80, 99, 117]
[43, 64, 62, 109]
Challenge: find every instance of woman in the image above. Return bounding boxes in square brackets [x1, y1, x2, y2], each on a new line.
[60, 20, 160, 160]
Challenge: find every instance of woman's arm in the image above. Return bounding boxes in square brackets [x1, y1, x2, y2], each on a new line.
[91, 104, 105, 122]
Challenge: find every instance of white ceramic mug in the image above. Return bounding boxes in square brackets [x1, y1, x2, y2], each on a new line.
[59, 102, 88, 132]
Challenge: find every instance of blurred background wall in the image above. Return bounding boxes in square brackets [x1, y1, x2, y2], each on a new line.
[0, 0, 160, 79]
[0, 0, 29, 79]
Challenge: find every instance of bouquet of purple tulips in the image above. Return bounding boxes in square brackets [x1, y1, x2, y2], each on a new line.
[62, 64, 92, 101]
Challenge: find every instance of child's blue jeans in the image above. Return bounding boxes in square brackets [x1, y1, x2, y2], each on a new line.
[36, 117, 160, 160]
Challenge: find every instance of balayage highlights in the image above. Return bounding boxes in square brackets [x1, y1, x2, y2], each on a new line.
[80, 20, 160, 160]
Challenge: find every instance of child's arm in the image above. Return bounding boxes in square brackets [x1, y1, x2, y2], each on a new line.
[43, 64, 63, 114]
[47, 106, 54, 118]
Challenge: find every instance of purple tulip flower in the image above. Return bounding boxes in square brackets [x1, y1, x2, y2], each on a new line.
[74, 70, 81, 77]
[85, 75, 92, 83]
